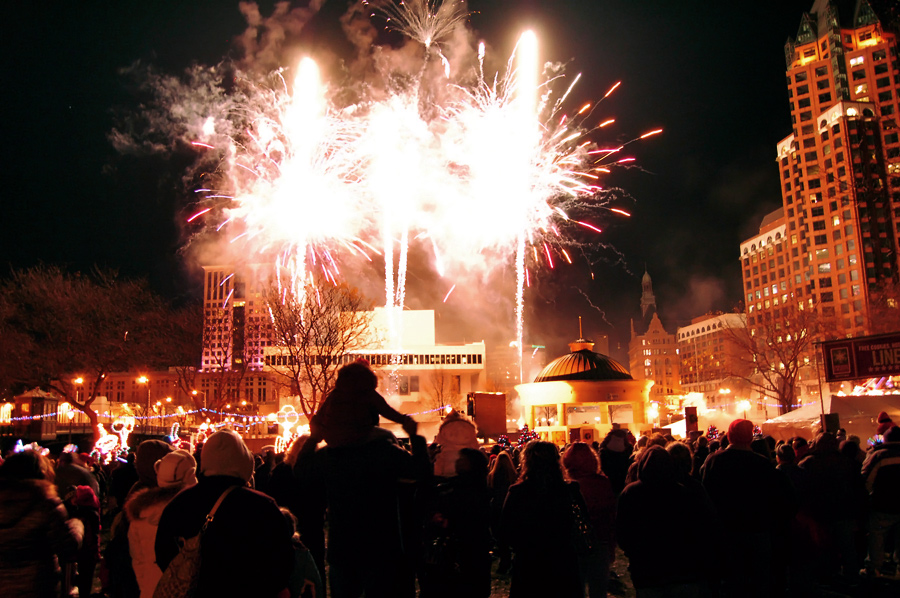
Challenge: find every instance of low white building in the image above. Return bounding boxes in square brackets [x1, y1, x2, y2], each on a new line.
[265, 307, 487, 440]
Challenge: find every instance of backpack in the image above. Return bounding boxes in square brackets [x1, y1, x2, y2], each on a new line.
[153, 486, 237, 598]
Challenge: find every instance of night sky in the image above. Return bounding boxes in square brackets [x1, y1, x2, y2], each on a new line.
[1, 0, 814, 358]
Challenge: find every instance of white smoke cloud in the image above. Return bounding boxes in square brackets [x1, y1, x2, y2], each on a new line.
[110, 0, 631, 350]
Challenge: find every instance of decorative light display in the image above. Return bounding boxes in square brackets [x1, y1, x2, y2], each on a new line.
[517, 424, 538, 445]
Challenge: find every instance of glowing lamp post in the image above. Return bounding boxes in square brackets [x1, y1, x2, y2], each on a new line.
[72, 377, 84, 438]
[647, 403, 660, 429]
[192, 390, 208, 424]
[738, 399, 751, 420]
[137, 376, 150, 434]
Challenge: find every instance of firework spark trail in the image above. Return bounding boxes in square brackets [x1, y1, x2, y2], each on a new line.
[167, 0, 662, 360]
[365, 0, 468, 50]
[511, 30, 539, 384]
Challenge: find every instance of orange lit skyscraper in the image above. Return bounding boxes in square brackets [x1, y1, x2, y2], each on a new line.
[746, 1, 900, 338]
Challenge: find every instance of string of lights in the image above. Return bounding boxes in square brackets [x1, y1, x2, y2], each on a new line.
[4, 403, 449, 423]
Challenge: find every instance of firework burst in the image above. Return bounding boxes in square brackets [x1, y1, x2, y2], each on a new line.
[137, 1, 660, 357]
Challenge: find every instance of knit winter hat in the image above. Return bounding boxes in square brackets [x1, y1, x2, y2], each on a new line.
[877, 411, 892, 423]
[200, 429, 254, 482]
[135, 440, 176, 486]
[155, 450, 198, 489]
[728, 419, 754, 447]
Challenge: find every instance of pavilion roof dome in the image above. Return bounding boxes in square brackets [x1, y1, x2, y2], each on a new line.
[533, 340, 633, 383]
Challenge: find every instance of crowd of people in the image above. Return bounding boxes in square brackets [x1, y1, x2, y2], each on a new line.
[1, 361, 898, 598]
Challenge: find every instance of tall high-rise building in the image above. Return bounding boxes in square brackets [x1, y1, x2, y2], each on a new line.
[741, 209, 790, 329]
[759, 0, 900, 338]
[201, 264, 273, 373]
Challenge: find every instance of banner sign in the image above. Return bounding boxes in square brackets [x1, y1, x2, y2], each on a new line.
[821, 332, 900, 382]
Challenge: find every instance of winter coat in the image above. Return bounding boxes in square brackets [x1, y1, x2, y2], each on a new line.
[798, 448, 859, 522]
[420, 475, 493, 598]
[125, 485, 183, 598]
[266, 461, 326, 578]
[312, 387, 414, 447]
[155, 476, 294, 598]
[861, 440, 900, 513]
[617, 446, 717, 589]
[702, 446, 790, 536]
[566, 471, 616, 547]
[296, 434, 433, 567]
[0, 478, 83, 598]
[499, 479, 583, 598]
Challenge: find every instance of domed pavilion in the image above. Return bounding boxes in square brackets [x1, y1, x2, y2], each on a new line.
[515, 338, 652, 445]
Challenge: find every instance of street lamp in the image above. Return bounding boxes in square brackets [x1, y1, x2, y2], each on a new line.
[647, 403, 660, 428]
[738, 399, 751, 420]
[137, 376, 150, 434]
[72, 377, 84, 439]
[192, 390, 207, 415]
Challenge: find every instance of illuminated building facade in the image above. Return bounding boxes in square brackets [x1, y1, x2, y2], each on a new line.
[741, 208, 791, 330]
[677, 313, 751, 411]
[517, 338, 652, 444]
[201, 264, 273, 373]
[766, 1, 900, 338]
[628, 270, 681, 403]
[200, 265, 486, 435]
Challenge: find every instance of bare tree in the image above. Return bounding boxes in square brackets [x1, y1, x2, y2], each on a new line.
[725, 304, 823, 415]
[263, 280, 374, 419]
[427, 366, 460, 413]
[0, 266, 182, 441]
[191, 305, 248, 419]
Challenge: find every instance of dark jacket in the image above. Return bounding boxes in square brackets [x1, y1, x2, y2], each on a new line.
[566, 471, 616, 546]
[266, 460, 326, 578]
[702, 446, 789, 535]
[617, 447, 716, 589]
[500, 479, 583, 598]
[312, 387, 414, 447]
[421, 474, 493, 598]
[798, 445, 859, 522]
[154, 475, 294, 598]
[861, 440, 900, 513]
[0, 479, 83, 598]
[296, 434, 432, 566]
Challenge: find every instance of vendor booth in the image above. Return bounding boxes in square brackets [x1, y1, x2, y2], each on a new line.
[761, 395, 900, 442]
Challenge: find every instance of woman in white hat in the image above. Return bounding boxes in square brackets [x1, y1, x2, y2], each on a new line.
[124, 449, 197, 598]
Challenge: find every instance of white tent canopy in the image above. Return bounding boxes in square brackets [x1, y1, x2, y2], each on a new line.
[760, 395, 900, 442]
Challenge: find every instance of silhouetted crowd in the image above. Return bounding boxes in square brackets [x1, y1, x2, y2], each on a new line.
[2, 365, 899, 598]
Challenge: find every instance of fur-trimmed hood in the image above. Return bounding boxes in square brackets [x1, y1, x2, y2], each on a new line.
[124, 485, 183, 523]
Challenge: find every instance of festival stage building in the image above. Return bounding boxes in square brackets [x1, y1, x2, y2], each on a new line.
[516, 338, 652, 445]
